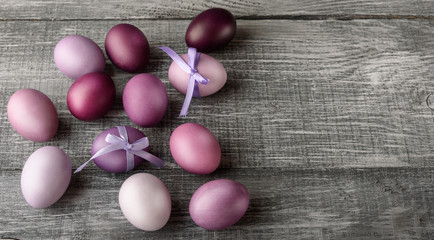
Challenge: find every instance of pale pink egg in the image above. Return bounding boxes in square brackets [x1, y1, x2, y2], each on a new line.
[7, 89, 58, 142]
[168, 53, 226, 97]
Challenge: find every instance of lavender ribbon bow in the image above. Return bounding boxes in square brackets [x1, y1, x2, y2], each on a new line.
[74, 126, 165, 173]
[158, 46, 210, 116]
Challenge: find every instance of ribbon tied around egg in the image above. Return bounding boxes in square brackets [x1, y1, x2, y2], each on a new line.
[74, 126, 165, 173]
[158, 47, 210, 116]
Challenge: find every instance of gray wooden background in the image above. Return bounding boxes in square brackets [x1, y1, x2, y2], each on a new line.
[1, 0, 434, 239]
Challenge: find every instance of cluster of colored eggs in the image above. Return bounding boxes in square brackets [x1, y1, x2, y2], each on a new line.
[8, 8, 249, 231]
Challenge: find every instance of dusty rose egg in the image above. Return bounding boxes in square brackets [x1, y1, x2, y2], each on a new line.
[123, 73, 168, 127]
[105, 23, 150, 72]
[189, 179, 249, 230]
[119, 173, 171, 231]
[54, 35, 106, 79]
[92, 126, 148, 173]
[7, 89, 58, 142]
[21, 146, 72, 208]
[168, 52, 226, 97]
[170, 123, 221, 174]
[185, 8, 237, 52]
[67, 72, 116, 121]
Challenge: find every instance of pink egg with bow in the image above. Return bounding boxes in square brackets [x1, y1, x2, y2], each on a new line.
[168, 52, 227, 97]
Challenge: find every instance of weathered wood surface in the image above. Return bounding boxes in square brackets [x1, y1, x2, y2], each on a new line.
[0, 0, 433, 20]
[1, 0, 434, 239]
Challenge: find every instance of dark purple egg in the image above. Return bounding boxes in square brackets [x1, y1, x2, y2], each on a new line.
[67, 72, 116, 121]
[189, 179, 250, 230]
[92, 126, 148, 173]
[123, 74, 168, 127]
[185, 8, 237, 52]
[105, 23, 150, 73]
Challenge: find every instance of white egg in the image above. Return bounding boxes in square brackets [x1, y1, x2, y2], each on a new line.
[119, 173, 171, 231]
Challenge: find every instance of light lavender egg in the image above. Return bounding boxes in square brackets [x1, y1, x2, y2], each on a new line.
[21, 146, 71, 208]
[54, 35, 106, 79]
[189, 179, 249, 230]
[7, 89, 58, 142]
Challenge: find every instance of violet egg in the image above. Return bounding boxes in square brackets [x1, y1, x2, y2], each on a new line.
[168, 52, 227, 97]
[105, 23, 150, 72]
[21, 146, 72, 208]
[123, 73, 168, 127]
[67, 72, 116, 121]
[54, 35, 106, 79]
[185, 8, 237, 52]
[92, 126, 148, 173]
[170, 123, 221, 174]
[7, 89, 58, 142]
[189, 179, 249, 230]
[119, 173, 171, 231]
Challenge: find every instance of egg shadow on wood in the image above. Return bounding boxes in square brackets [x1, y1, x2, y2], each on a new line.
[49, 167, 88, 209]
[52, 116, 71, 142]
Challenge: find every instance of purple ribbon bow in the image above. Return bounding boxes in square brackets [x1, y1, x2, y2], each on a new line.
[158, 46, 210, 116]
[74, 126, 165, 173]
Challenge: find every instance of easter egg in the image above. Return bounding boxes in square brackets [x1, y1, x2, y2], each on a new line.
[185, 8, 237, 52]
[91, 126, 148, 173]
[170, 123, 221, 174]
[168, 52, 226, 97]
[21, 146, 72, 208]
[123, 73, 168, 127]
[189, 179, 249, 230]
[105, 23, 150, 72]
[54, 35, 106, 79]
[119, 173, 171, 231]
[7, 89, 58, 142]
[67, 72, 116, 121]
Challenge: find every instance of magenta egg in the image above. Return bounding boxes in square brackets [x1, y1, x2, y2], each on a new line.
[92, 126, 148, 173]
[21, 146, 72, 208]
[123, 73, 168, 127]
[54, 35, 106, 79]
[67, 72, 116, 121]
[189, 179, 250, 230]
[185, 8, 237, 52]
[170, 123, 221, 174]
[168, 52, 227, 97]
[105, 23, 150, 72]
[7, 89, 58, 142]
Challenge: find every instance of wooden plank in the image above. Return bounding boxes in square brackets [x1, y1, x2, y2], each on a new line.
[1, 168, 434, 239]
[0, 20, 434, 170]
[0, 0, 433, 20]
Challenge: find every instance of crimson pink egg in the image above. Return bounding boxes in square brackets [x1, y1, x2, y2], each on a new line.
[170, 123, 221, 174]
[67, 72, 115, 121]
[185, 8, 237, 52]
[105, 23, 150, 73]
[123, 73, 168, 127]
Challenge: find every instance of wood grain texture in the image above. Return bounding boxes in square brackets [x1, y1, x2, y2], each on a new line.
[1, 168, 434, 239]
[0, 0, 433, 20]
[1, 0, 434, 239]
